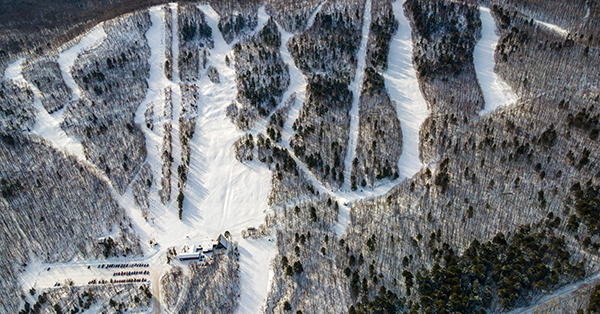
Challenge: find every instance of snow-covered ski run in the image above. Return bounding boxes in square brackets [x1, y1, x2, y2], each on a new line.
[474, 7, 518, 115]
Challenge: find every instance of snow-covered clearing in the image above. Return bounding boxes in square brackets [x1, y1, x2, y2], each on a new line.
[384, 0, 429, 181]
[342, 0, 372, 191]
[4, 58, 86, 160]
[475, 8, 517, 115]
[534, 19, 569, 37]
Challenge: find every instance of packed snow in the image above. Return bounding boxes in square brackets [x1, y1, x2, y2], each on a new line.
[383, 0, 429, 183]
[343, 0, 372, 191]
[4, 58, 86, 160]
[236, 237, 277, 314]
[475, 7, 517, 115]
[534, 19, 569, 37]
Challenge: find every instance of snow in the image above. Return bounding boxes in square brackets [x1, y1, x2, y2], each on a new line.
[507, 271, 600, 314]
[382, 0, 429, 183]
[342, 0, 372, 190]
[475, 8, 517, 115]
[16, 0, 431, 311]
[534, 19, 569, 37]
[57, 24, 107, 117]
[237, 237, 277, 314]
[4, 58, 86, 160]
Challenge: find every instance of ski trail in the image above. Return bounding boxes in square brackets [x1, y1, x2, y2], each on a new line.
[3, 22, 108, 160]
[383, 0, 429, 182]
[56, 24, 107, 119]
[343, 0, 372, 190]
[251, 2, 325, 136]
[275, 0, 431, 236]
[533, 18, 569, 37]
[128, 6, 173, 245]
[4, 58, 86, 160]
[170, 4, 184, 218]
[475, 7, 517, 115]
[305, 3, 325, 31]
[189, 5, 274, 314]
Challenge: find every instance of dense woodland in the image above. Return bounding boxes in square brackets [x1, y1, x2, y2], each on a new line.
[231, 18, 290, 130]
[20, 283, 152, 314]
[22, 55, 72, 114]
[209, 0, 262, 44]
[178, 3, 214, 83]
[404, 0, 485, 164]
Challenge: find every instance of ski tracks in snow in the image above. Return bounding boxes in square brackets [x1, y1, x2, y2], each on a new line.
[343, 0, 372, 191]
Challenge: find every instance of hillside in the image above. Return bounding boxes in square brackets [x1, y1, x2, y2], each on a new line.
[1, 0, 599, 313]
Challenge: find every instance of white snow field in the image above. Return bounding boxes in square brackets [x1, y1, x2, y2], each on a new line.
[4, 58, 86, 160]
[475, 8, 517, 115]
[343, 0, 372, 191]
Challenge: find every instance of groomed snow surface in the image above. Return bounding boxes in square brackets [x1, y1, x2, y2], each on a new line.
[343, 0, 372, 191]
[475, 8, 517, 115]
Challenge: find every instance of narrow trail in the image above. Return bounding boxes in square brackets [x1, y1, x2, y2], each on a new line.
[56, 24, 107, 120]
[474, 7, 517, 115]
[507, 271, 600, 314]
[343, 0, 372, 191]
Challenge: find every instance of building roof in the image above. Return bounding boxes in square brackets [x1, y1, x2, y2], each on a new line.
[216, 234, 231, 250]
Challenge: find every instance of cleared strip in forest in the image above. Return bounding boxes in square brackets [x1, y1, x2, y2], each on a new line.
[343, 0, 373, 191]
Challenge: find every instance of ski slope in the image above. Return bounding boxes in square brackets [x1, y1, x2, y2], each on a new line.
[4, 59, 86, 160]
[343, 0, 372, 190]
[474, 7, 517, 115]
[384, 0, 429, 181]
[57, 24, 107, 119]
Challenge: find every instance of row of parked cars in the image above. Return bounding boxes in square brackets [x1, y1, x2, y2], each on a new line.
[97, 263, 149, 269]
[113, 270, 150, 276]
